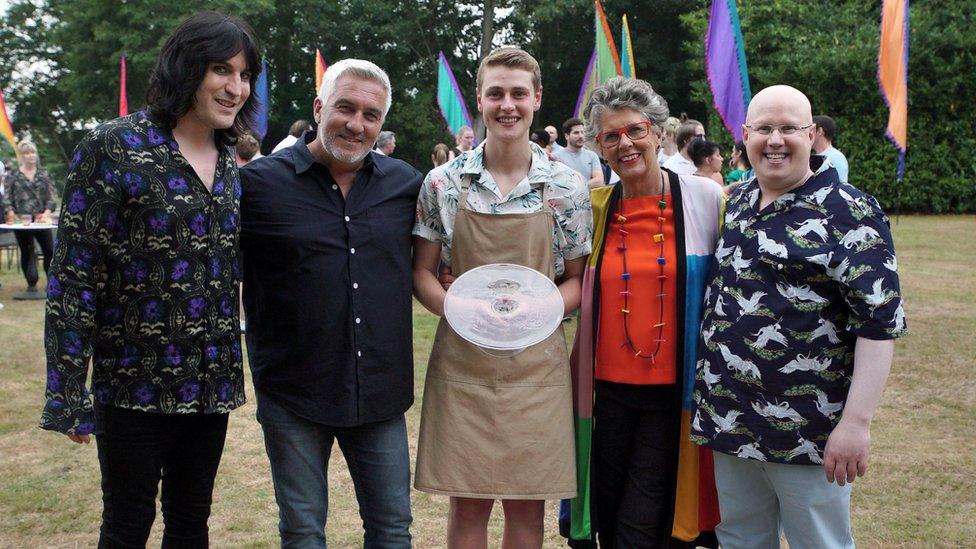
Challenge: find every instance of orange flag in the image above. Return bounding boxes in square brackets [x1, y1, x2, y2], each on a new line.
[0, 87, 17, 159]
[878, 0, 909, 178]
[315, 49, 327, 92]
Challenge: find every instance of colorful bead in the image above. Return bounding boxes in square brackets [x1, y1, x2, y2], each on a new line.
[657, 257, 667, 265]
[659, 200, 667, 209]
[617, 214, 627, 223]
[621, 272, 631, 280]
[653, 233, 664, 242]
[654, 322, 665, 328]
[659, 216, 667, 223]
[621, 308, 630, 314]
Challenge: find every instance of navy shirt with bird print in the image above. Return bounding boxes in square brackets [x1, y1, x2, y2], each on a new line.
[691, 157, 906, 465]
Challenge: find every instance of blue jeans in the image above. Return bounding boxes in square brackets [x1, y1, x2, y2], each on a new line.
[256, 392, 412, 548]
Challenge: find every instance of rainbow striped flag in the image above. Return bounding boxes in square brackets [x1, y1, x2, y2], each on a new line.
[436, 51, 473, 136]
[574, 0, 623, 119]
[705, 0, 752, 141]
[0, 88, 17, 158]
[879, 0, 909, 179]
[315, 49, 327, 92]
[620, 14, 636, 78]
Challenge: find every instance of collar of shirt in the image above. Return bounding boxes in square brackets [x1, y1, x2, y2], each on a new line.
[460, 141, 551, 201]
[744, 155, 834, 216]
[291, 130, 385, 178]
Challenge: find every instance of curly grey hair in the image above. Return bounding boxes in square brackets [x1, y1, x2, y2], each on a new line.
[583, 77, 670, 147]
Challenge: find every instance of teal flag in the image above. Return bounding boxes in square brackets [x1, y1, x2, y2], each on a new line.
[437, 51, 473, 135]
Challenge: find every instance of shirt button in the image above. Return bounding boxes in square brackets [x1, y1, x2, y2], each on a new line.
[723, 286, 729, 292]
[356, 350, 362, 357]
[344, 216, 350, 222]
[352, 282, 359, 289]
[332, 184, 338, 190]
[350, 247, 356, 254]
[355, 317, 361, 324]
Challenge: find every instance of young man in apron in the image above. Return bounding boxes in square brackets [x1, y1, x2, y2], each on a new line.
[412, 47, 593, 548]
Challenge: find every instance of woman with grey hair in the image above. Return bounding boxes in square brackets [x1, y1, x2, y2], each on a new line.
[2, 141, 57, 295]
[562, 77, 722, 548]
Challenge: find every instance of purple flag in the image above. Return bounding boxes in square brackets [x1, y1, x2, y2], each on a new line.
[705, 0, 752, 141]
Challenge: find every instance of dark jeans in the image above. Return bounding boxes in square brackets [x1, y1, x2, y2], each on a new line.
[256, 391, 412, 548]
[14, 228, 53, 287]
[593, 381, 681, 549]
[94, 403, 229, 549]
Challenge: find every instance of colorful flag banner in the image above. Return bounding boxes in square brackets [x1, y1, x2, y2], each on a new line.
[254, 60, 269, 140]
[0, 88, 17, 158]
[574, 0, 623, 119]
[315, 49, 327, 92]
[705, 0, 752, 141]
[879, 0, 909, 179]
[436, 51, 473, 137]
[621, 14, 636, 78]
[118, 54, 129, 117]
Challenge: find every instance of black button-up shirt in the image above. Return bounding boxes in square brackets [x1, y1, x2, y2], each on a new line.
[240, 134, 422, 427]
[42, 112, 244, 435]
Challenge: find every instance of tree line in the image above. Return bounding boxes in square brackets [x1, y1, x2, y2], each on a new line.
[1, 0, 973, 212]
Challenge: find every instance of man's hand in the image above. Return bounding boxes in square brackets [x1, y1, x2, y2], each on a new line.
[67, 433, 91, 444]
[823, 419, 870, 486]
[438, 266, 456, 291]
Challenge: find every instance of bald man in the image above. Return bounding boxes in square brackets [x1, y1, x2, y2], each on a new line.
[690, 85, 907, 548]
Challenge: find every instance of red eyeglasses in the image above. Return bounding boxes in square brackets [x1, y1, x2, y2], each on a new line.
[595, 121, 655, 148]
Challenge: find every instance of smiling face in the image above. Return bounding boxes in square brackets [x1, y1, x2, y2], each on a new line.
[477, 66, 541, 144]
[315, 74, 386, 164]
[743, 85, 815, 193]
[598, 108, 660, 185]
[186, 51, 252, 132]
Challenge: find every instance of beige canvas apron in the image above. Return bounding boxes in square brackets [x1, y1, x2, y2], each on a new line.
[415, 174, 576, 500]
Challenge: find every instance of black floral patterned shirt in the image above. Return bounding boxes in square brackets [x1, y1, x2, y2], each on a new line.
[2, 166, 57, 215]
[691, 158, 906, 465]
[41, 111, 244, 435]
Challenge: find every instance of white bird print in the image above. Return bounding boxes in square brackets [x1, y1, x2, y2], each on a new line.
[708, 409, 744, 434]
[778, 353, 832, 374]
[751, 399, 807, 423]
[776, 282, 828, 303]
[692, 409, 703, 432]
[715, 243, 734, 263]
[735, 290, 767, 315]
[718, 343, 761, 379]
[864, 278, 889, 308]
[751, 322, 788, 348]
[808, 251, 850, 281]
[837, 186, 856, 204]
[809, 318, 842, 344]
[731, 246, 753, 276]
[883, 254, 898, 271]
[714, 294, 727, 316]
[839, 226, 881, 249]
[733, 440, 767, 461]
[787, 436, 824, 464]
[725, 208, 744, 226]
[812, 389, 844, 419]
[702, 324, 717, 345]
[699, 358, 721, 387]
[810, 185, 833, 205]
[794, 217, 829, 241]
[893, 302, 906, 332]
[703, 285, 713, 307]
[757, 230, 789, 258]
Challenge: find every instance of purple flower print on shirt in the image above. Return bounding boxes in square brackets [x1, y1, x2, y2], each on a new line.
[222, 212, 238, 232]
[69, 246, 96, 270]
[47, 276, 62, 298]
[67, 189, 87, 214]
[212, 178, 226, 195]
[219, 296, 234, 318]
[205, 344, 219, 362]
[179, 381, 201, 402]
[100, 306, 122, 324]
[133, 382, 155, 404]
[93, 383, 112, 404]
[47, 369, 61, 392]
[148, 212, 171, 235]
[186, 297, 207, 319]
[147, 127, 167, 146]
[122, 131, 143, 149]
[210, 257, 221, 278]
[168, 176, 189, 193]
[143, 300, 163, 322]
[189, 212, 208, 237]
[70, 149, 82, 170]
[171, 259, 190, 282]
[124, 173, 146, 197]
[165, 344, 182, 367]
[124, 260, 149, 285]
[63, 332, 83, 356]
[119, 346, 139, 368]
[217, 380, 232, 401]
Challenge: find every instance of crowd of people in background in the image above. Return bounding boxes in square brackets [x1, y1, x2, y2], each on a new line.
[6, 10, 902, 549]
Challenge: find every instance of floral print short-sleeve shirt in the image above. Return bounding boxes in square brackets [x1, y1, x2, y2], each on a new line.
[413, 142, 592, 277]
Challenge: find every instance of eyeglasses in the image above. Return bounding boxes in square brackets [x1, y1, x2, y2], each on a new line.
[744, 123, 814, 136]
[596, 121, 654, 148]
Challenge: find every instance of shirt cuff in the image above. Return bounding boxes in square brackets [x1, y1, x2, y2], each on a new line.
[563, 243, 593, 261]
[411, 225, 442, 243]
[40, 397, 95, 435]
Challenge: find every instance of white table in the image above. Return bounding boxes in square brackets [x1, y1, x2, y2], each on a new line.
[0, 223, 57, 299]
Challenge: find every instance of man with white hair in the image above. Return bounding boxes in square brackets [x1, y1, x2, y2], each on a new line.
[375, 130, 396, 155]
[691, 85, 906, 549]
[240, 58, 421, 547]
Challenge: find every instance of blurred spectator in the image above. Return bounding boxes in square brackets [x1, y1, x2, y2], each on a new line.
[272, 119, 311, 153]
[663, 117, 705, 175]
[431, 143, 451, 167]
[689, 139, 725, 187]
[656, 116, 680, 165]
[2, 141, 57, 292]
[375, 130, 396, 155]
[451, 125, 474, 158]
[235, 131, 262, 167]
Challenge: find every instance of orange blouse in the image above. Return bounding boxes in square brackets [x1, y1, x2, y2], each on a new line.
[595, 195, 678, 385]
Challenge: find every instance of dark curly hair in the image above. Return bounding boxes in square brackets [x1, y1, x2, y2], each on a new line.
[146, 11, 261, 146]
[689, 139, 721, 168]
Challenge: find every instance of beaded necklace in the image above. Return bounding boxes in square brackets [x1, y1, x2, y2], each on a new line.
[616, 170, 668, 363]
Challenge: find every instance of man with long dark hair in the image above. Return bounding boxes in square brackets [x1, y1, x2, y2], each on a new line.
[41, 11, 261, 547]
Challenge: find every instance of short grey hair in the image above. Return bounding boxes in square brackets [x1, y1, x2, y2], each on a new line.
[583, 77, 670, 147]
[376, 131, 395, 148]
[318, 58, 393, 117]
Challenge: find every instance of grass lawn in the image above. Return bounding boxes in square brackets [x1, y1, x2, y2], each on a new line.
[0, 215, 973, 547]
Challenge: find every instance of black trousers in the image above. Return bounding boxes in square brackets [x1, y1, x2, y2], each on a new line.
[14, 228, 53, 287]
[593, 381, 681, 549]
[94, 404, 229, 549]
